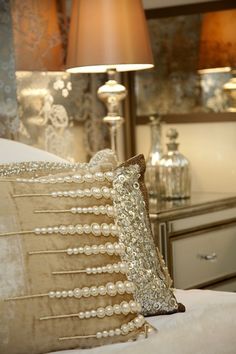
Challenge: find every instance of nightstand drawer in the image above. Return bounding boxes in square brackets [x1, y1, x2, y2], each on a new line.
[169, 207, 236, 234]
[172, 225, 236, 289]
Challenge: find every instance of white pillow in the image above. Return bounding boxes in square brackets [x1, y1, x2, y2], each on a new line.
[0, 138, 67, 163]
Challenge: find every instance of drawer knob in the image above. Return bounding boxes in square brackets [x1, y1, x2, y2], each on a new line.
[198, 253, 217, 261]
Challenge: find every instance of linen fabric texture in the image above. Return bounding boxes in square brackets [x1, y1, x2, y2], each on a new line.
[0, 151, 151, 354]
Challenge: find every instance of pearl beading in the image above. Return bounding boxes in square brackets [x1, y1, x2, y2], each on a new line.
[39, 300, 141, 321]
[15, 171, 114, 184]
[0, 223, 118, 238]
[95, 315, 145, 338]
[48, 281, 135, 299]
[66, 242, 124, 256]
[28, 242, 125, 256]
[58, 315, 146, 341]
[5, 280, 135, 301]
[50, 186, 115, 199]
[35, 204, 115, 217]
[52, 262, 128, 275]
[33, 222, 118, 237]
[0, 223, 118, 237]
[70, 204, 114, 216]
[13, 186, 115, 199]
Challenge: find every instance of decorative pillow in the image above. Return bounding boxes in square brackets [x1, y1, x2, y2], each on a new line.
[113, 154, 185, 316]
[0, 152, 153, 354]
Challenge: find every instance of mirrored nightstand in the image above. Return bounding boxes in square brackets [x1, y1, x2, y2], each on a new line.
[149, 193, 236, 291]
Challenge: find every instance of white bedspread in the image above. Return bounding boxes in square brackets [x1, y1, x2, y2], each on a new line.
[47, 289, 236, 354]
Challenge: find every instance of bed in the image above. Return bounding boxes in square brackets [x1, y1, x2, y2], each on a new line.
[49, 289, 236, 354]
[1, 138, 236, 354]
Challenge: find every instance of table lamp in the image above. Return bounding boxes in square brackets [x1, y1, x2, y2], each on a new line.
[66, 0, 154, 157]
[198, 9, 236, 112]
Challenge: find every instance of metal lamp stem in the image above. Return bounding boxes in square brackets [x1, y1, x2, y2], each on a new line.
[97, 69, 126, 159]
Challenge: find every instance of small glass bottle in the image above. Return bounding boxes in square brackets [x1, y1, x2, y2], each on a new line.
[159, 128, 191, 200]
[145, 116, 163, 200]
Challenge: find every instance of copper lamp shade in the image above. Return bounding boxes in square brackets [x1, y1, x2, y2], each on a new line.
[198, 9, 236, 73]
[66, 0, 154, 73]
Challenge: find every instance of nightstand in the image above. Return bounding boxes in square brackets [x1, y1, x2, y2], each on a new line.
[149, 193, 236, 291]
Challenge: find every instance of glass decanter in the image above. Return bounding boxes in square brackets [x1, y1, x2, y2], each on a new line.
[145, 116, 163, 199]
[159, 128, 191, 200]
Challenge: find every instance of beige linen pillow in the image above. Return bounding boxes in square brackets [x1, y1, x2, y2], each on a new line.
[0, 152, 153, 354]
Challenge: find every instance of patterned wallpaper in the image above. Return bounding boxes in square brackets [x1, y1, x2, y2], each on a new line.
[0, 0, 109, 162]
[135, 14, 231, 116]
[16, 71, 109, 162]
[0, 0, 19, 139]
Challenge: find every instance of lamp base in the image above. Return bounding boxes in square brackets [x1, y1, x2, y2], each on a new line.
[97, 69, 126, 159]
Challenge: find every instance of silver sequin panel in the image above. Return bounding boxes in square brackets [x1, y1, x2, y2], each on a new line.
[113, 164, 178, 316]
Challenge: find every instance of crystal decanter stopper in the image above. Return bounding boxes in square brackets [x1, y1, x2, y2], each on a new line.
[159, 128, 191, 200]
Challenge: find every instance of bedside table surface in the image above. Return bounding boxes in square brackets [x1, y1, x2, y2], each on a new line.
[149, 192, 236, 219]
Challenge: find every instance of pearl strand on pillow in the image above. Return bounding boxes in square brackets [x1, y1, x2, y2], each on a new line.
[28, 242, 125, 256]
[34, 204, 115, 217]
[0, 222, 118, 238]
[39, 300, 141, 321]
[4, 280, 135, 302]
[34, 222, 118, 236]
[14, 171, 114, 184]
[52, 261, 128, 275]
[13, 186, 115, 199]
[58, 315, 146, 340]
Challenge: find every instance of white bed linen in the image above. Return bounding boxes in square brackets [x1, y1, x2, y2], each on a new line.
[47, 289, 236, 354]
[0, 138, 67, 163]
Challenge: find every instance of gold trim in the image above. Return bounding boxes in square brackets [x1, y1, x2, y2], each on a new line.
[52, 269, 85, 275]
[40, 313, 80, 321]
[13, 193, 49, 198]
[34, 209, 68, 214]
[28, 249, 66, 255]
[5, 293, 48, 301]
[0, 230, 30, 237]
[59, 334, 95, 341]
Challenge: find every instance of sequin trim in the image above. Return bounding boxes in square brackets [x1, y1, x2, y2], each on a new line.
[113, 164, 178, 316]
[0, 161, 82, 176]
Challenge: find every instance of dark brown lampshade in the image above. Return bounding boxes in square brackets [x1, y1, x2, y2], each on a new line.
[66, 0, 154, 73]
[198, 9, 236, 73]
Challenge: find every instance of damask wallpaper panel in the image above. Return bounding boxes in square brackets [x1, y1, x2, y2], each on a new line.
[0, 0, 109, 161]
[0, 0, 19, 138]
[16, 71, 109, 162]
